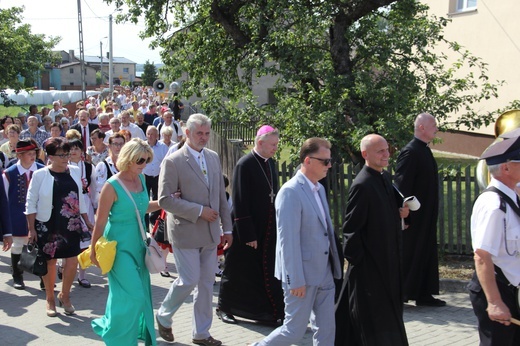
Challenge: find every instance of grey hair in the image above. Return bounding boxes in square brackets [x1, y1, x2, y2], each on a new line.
[488, 163, 502, 177]
[254, 129, 279, 146]
[186, 113, 211, 132]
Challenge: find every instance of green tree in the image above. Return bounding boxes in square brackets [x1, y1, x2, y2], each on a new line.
[109, 0, 504, 161]
[141, 60, 158, 87]
[0, 6, 60, 106]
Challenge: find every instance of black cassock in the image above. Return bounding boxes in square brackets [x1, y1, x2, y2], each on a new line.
[217, 152, 284, 323]
[394, 137, 440, 300]
[335, 166, 408, 346]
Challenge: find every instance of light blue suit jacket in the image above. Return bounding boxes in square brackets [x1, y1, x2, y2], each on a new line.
[274, 170, 342, 289]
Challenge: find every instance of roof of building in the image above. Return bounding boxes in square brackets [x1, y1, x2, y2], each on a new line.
[84, 55, 136, 64]
[58, 62, 97, 70]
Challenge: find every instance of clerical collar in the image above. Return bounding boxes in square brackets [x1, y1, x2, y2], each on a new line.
[413, 137, 429, 146]
[253, 149, 269, 162]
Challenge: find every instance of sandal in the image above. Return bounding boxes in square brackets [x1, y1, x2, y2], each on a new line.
[77, 278, 91, 288]
[160, 271, 171, 278]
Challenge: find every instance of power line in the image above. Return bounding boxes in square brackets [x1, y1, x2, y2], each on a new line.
[481, 0, 520, 56]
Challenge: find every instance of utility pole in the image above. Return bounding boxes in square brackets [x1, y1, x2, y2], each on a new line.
[109, 14, 114, 93]
[100, 41, 103, 85]
[77, 0, 86, 100]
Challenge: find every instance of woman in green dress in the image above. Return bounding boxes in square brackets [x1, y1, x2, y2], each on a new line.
[90, 138, 160, 345]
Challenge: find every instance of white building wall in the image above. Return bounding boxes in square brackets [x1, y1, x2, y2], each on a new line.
[424, 0, 520, 135]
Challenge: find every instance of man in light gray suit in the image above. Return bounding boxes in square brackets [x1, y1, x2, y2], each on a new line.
[156, 113, 233, 346]
[252, 137, 342, 346]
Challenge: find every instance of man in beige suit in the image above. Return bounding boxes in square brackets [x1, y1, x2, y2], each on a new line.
[156, 113, 233, 346]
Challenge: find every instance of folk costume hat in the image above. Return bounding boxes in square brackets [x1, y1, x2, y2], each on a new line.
[480, 136, 520, 165]
[15, 139, 40, 153]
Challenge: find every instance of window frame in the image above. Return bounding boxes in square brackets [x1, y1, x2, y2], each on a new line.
[456, 0, 477, 12]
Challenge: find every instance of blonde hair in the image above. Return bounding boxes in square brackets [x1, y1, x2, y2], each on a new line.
[66, 129, 81, 140]
[117, 138, 153, 172]
[160, 126, 173, 136]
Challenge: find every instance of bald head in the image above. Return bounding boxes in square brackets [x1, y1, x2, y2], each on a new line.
[360, 134, 390, 172]
[414, 113, 437, 143]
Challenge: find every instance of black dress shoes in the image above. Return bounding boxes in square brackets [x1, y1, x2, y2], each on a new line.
[416, 296, 446, 307]
[216, 308, 238, 324]
[13, 276, 25, 290]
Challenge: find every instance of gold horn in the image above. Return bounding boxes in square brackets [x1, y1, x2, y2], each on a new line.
[476, 109, 520, 190]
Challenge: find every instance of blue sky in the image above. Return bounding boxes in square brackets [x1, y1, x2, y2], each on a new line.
[0, 0, 163, 64]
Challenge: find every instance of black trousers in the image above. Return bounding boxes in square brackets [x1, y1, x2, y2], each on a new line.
[144, 174, 159, 227]
[469, 273, 520, 346]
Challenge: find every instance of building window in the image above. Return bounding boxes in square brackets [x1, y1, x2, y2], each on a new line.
[456, 0, 477, 12]
[123, 67, 129, 73]
[70, 82, 74, 86]
[69, 68, 74, 74]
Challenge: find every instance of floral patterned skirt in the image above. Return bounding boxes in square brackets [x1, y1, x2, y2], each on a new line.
[36, 171, 82, 260]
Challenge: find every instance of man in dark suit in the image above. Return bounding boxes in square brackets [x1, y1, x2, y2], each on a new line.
[217, 125, 284, 325]
[394, 113, 445, 307]
[336, 134, 409, 346]
[252, 137, 342, 346]
[156, 113, 233, 346]
[71, 110, 98, 152]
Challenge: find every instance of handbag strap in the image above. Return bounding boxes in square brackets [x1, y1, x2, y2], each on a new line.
[115, 176, 148, 244]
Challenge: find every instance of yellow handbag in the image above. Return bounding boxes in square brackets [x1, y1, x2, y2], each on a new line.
[78, 236, 117, 274]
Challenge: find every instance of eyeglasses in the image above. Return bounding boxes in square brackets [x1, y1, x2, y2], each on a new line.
[110, 142, 124, 148]
[309, 157, 332, 166]
[53, 153, 71, 159]
[135, 157, 151, 165]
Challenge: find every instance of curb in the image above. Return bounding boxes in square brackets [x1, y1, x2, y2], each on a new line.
[440, 278, 469, 293]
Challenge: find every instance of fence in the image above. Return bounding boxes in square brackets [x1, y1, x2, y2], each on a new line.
[209, 126, 479, 256]
[212, 120, 258, 146]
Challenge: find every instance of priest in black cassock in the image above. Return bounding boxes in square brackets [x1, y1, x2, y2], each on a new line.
[394, 113, 445, 307]
[335, 134, 409, 346]
[216, 125, 284, 325]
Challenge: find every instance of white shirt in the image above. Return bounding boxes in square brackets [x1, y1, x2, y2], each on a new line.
[3, 161, 38, 196]
[120, 123, 146, 140]
[103, 130, 115, 144]
[302, 173, 329, 249]
[95, 156, 119, 200]
[186, 145, 208, 217]
[166, 142, 181, 156]
[471, 178, 520, 286]
[158, 121, 183, 140]
[48, 109, 61, 122]
[89, 116, 99, 125]
[79, 124, 91, 147]
[143, 141, 168, 177]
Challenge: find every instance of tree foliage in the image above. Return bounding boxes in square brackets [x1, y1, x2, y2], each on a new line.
[0, 6, 60, 106]
[141, 60, 158, 86]
[109, 0, 504, 161]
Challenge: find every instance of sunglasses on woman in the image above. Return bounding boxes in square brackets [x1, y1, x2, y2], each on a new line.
[135, 157, 151, 165]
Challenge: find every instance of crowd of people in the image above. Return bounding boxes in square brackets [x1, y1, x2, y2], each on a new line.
[0, 101, 519, 346]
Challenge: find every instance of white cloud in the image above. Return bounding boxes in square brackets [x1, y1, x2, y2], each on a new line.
[0, 0, 163, 64]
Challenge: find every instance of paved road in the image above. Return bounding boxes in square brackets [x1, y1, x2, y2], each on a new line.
[0, 249, 479, 345]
